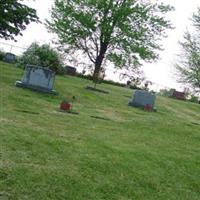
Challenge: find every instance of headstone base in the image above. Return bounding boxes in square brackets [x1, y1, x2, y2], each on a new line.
[128, 102, 157, 112]
[15, 81, 58, 95]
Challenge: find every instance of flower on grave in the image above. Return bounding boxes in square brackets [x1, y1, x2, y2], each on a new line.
[60, 99, 71, 111]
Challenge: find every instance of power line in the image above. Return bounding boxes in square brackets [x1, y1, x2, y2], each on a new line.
[0, 41, 27, 50]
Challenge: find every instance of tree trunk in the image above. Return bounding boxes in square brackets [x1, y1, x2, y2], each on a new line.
[93, 42, 108, 88]
[93, 60, 102, 88]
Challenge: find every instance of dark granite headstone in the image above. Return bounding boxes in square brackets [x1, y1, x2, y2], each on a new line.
[129, 90, 156, 108]
[64, 66, 76, 76]
[171, 90, 185, 100]
[4, 53, 16, 63]
[15, 65, 58, 95]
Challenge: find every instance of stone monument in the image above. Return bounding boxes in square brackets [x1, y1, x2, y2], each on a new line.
[129, 90, 156, 109]
[15, 65, 58, 95]
[4, 53, 16, 63]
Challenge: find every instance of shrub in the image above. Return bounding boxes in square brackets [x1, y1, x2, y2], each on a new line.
[188, 95, 199, 103]
[76, 73, 94, 81]
[129, 85, 142, 90]
[76, 73, 143, 89]
[19, 43, 64, 74]
[101, 79, 126, 87]
[0, 49, 5, 61]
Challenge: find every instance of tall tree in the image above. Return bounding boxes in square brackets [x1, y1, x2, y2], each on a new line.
[0, 0, 38, 41]
[47, 0, 173, 84]
[175, 8, 200, 93]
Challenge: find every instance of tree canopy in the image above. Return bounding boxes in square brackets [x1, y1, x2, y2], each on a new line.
[175, 8, 200, 93]
[47, 0, 173, 83]
[0, 0, 38, 41]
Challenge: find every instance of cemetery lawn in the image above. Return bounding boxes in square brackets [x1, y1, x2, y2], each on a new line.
[0, 61, 200, 200]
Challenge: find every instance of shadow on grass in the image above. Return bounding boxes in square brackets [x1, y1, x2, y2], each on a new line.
[15, 109, 40, 115]
[58, 109, 79, 115]
[90, 115, 111, 121]
[85, 86, 109, 94]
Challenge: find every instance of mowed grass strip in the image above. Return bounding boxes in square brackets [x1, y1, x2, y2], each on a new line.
[0, 62, 200, 200]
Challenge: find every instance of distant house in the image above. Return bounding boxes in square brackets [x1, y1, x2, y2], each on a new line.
[171, 90, 186, 100]
[64, 66, 76, 76]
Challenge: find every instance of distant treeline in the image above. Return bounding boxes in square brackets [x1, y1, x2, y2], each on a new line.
[76, 73, 142, 90]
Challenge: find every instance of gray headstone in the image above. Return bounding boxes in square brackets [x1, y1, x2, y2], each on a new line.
[15, 65, 58, 95]
[4, 53, 16, 63]
[129, 90, 156, 108]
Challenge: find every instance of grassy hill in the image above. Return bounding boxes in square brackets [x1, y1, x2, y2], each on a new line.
[0, 61, 200, 200]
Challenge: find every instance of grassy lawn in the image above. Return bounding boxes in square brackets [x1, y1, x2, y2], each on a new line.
[0, 61, 200, 200]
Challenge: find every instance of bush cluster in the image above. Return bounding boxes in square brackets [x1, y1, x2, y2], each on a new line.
[19, 43, 64, 74]
[188, 95, 199, 103]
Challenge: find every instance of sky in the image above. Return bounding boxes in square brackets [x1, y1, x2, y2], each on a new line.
[1, 0, 200, 91]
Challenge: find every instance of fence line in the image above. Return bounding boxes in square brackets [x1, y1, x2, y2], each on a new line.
[0, 41, 27, 50]
[0, 41, 27, 55]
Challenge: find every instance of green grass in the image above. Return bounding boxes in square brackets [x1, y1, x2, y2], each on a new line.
[0, 61, 200, 200]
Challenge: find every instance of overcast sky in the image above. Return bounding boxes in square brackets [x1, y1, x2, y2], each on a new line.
[1, 0, 200, 90]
